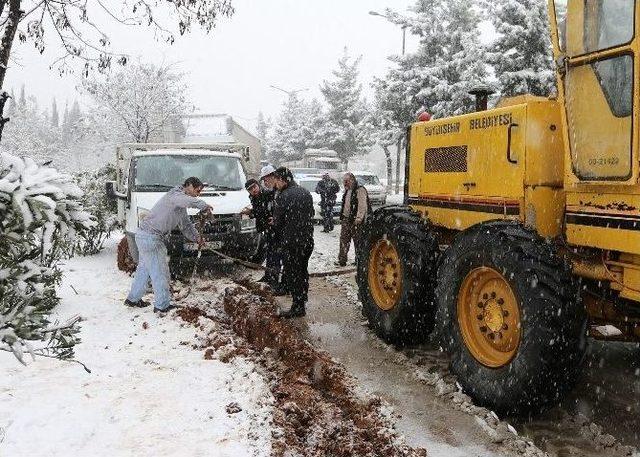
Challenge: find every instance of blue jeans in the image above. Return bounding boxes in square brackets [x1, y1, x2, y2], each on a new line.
[126, 231, 172, 311]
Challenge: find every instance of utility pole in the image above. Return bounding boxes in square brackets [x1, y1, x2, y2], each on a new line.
[369, 11, 408, 195]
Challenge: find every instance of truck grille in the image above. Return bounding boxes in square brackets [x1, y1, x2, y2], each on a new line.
[171, 214, 237, 236]
[424, 146, 468, 173]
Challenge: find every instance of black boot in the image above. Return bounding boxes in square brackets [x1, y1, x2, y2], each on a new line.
[278, 304, 306, 319]
[272, 287, 290, 297]
[124, 298, 151, 308]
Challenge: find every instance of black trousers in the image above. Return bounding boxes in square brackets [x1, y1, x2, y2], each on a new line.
[321, 203, 335, 231]
[281, 242, 314, 308]
[258, 231, 282, 284]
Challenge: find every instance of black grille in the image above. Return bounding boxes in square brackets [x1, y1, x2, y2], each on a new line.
[424, 146, 468, 172]
[170, 214, 237, 236]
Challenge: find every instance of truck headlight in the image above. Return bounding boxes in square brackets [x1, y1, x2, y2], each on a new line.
[240, 217, 256, 233]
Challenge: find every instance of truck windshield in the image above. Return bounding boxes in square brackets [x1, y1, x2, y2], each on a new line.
[133, 155, 245, 191]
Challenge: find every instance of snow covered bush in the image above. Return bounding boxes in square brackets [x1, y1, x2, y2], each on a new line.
[74, 164, 119, 255]
[0, 151, 95, 364]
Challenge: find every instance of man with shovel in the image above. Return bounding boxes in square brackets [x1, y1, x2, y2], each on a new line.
[124, 177, 212, 314]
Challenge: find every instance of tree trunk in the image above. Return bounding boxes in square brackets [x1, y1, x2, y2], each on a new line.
[394, 136, 402, 195]
[383, 145, 392, 193]
[0, 0, 22, 91]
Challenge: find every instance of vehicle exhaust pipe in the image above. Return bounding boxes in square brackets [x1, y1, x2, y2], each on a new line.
[468, 84, 496, 112]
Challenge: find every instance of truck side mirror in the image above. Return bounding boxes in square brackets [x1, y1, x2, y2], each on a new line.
[105, 181, 127, 200]
[105, 181, 117, 200]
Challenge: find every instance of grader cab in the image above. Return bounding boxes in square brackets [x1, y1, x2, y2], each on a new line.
[357, 0, 640, 414]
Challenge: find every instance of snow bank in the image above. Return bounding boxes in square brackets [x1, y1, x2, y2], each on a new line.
[0, 236, 272, 456]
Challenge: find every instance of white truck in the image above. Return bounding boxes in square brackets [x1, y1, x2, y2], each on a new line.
[106, 143, 260, 272]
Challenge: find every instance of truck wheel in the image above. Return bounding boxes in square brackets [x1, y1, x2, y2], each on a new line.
[435, 221, 586, 414]
[357, 207, 439, 344]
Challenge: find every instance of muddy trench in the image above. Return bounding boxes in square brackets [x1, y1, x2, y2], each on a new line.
[170, 278, 427, 457]
[167, 257, 640, 457]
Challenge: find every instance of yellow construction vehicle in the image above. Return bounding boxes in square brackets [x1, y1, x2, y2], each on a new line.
[357, 0, 640, 414]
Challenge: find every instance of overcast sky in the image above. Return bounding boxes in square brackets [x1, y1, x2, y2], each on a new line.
[6, 0, 417, 130]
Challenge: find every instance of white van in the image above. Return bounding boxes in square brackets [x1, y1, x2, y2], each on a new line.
[106, 143, 260, 270]
[352, 171, 387, 206]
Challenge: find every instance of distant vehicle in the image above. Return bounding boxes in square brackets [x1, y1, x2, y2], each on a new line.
[282, 149, 345, 172]
[290, 168, 325, 179]
[106, 143, 260, 273]
[352, 171, 387, 206]
[297, 176, 342, 222]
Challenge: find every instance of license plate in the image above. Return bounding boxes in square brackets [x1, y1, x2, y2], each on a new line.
[183, 241, 223, 252]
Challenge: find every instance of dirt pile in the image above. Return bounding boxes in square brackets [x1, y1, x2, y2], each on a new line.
[173, 278, 427, 457]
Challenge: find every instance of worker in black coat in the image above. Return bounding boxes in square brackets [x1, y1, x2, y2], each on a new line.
[242, 178, 279, 285]
[271, 167, 315, 318]
[315, 173, 340, 232]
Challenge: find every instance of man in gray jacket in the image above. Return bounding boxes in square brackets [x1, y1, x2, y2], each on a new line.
[124, 177, 211, 313]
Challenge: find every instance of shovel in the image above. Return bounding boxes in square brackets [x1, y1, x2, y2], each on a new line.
[189, 212, 207, 286]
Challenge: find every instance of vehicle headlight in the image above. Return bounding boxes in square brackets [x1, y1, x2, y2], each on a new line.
[137, 207, 150, 225]
[240, 217, 256, 232]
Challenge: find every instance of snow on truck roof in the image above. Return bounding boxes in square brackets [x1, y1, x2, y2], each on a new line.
[182, 114, 235, 143]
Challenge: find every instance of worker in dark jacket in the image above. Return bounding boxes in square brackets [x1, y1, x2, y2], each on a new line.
[315, 173, 340, 232]
[337, 172, 371, 267]
[242, 178, 279, 285]
[271, 167, 315, 318]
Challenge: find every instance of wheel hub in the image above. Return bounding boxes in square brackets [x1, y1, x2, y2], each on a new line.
[368, 239, 402, 311]
[482, 301, 504, 333]
[457, 267, 522, 368]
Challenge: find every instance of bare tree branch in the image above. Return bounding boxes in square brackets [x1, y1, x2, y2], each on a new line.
[0, 0, 23, 89]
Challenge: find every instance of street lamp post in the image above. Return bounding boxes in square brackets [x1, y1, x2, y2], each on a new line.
[269, 85, 308, 98]
[369, 11, 407, 195]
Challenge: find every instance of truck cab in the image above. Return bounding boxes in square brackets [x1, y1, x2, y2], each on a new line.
[108, 143, 260, 269]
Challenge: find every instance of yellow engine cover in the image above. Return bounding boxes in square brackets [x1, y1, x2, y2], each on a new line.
[407, 97, 565, 238]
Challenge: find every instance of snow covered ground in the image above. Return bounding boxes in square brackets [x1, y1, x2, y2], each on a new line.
[0, 236, 273, 457]
[307, 193, 404, 273]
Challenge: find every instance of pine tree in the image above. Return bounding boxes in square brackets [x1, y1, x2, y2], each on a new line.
[370, 80, 403, 191]
[268, 94, 309, 164]
[18, 84, 26, 107]
[2, 94, 71, 168]
[68, 100, 82, 126]
[483, 0, 555, 97]
[62, 102, 70, 136]
[6, 88, 16, 117]
[256, 111, 270, 159]
[304, 98, 327, 149]
[430, 0, 490, 116]
[51, 98, 59, 128]
[318, 48, 373, 165]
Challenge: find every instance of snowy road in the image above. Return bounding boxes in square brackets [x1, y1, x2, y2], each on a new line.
[293, 225, 640, 457]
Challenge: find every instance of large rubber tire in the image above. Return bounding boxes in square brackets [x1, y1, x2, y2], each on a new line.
[435, 221, 587, 415]
[357, 206, 439, 344]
